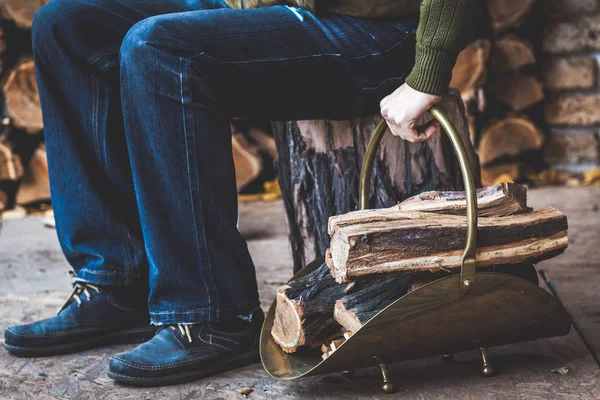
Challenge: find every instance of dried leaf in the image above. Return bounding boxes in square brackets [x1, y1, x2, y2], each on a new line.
[235, 387, 254, 397]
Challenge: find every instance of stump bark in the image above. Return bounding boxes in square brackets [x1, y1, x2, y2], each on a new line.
[273, 92, 481, 273]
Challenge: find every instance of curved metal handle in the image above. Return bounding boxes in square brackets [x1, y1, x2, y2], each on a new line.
[358, 106, 478, 288]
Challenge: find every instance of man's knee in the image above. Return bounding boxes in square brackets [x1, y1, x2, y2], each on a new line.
[32, 0, 117, 57]
[120, 17, 165, 66]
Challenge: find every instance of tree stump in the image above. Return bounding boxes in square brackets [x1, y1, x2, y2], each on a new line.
[273, 91, 481, 273]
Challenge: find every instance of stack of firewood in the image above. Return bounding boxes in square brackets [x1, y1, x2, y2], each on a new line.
[270, 183, 568, 354]
[0, 0, 277, 212]
[450, 0, 547, 186]
[0, 0, 48, 212]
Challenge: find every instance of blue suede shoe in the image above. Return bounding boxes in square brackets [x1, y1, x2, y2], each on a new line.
[108, 309, 264, 386]
[4, 282, 156, 357]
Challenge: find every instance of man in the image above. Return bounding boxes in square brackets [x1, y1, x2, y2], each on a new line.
[4, 0, 481, 386]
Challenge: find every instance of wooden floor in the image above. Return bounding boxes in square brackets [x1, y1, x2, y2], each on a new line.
[0, 187, 598, 399]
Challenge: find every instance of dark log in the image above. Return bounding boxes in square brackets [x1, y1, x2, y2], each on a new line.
[328, 206, 568, 283]
[271, 263, 345, 353]
[333, 274, 413, 333]
[273, 91, 481, 273]
[334, 261, 540, 333]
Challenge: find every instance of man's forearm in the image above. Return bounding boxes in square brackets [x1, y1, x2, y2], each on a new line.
[405, 0, 483, 96]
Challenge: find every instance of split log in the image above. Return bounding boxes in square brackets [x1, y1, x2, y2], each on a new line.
[1, 0, 50, 29]
[271, 263, 346, 353]
[487, 74, 544, 112]
[15, 144, 49, 205]
[3, 59, 44, 134]
[478, 118, 544, 165]
[396, 182, 528, 216]
[327, 206, 567, 283]
[231, 132, 262, 191]
[487, 0, 536, 32]
[274, 91, 481, 273]
[333, 275, 413, 333]
[0, 141, 23, 180]
[450, 39, 490, 96]
[490, 37, 536, 74]
[328, 183, 529, 235]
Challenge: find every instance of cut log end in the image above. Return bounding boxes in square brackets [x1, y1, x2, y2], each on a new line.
[1, 0, 50, 29]
[271, 286, 305, 353]
[488, 75, 544, 112]
[491, 37, 536, 73]
[3, 60, 44, 134]
[478, 118, 544, 165]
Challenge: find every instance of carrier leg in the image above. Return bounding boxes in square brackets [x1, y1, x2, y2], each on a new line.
[377, 362, 394, 394]
[479, 346, 495, 377]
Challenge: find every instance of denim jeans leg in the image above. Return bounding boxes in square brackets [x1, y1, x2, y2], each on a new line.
[118, 6, 416, 324]
[31, 0, 229, 286]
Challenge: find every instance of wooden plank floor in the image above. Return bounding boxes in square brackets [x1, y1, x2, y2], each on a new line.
[0, 187, 598, 399]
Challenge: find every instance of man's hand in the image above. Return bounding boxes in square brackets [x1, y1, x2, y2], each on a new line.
[380, 83, 443, 142]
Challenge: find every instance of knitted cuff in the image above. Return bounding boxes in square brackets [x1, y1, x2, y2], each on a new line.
[405, 44, 458, 96]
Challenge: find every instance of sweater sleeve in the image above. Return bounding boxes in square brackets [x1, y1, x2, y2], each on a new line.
[404, 0, 483, 96]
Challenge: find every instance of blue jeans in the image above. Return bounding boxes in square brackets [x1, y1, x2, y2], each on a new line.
[32, 0, 417, 324]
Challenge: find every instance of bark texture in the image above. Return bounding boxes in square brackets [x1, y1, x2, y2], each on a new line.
[274, 92, 481, 273]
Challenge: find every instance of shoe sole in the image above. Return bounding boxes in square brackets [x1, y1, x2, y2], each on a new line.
[107, 349, 260, 387]
[3, 326, 157, 358]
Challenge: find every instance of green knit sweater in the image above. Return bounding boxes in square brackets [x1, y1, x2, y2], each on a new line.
[225, 0, 482, 96]
[404, 0, 482, 95]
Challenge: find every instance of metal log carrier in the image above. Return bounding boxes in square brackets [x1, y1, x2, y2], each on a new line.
[259, 106, 572, 393]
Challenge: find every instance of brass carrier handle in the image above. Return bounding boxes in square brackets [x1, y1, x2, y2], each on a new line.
[358, 106, 478, 288]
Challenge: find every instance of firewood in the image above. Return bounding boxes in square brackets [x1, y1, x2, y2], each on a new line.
[481, 163, 523, 186]
[328, 183, 528, 235]
[487, 0, 536, 31]
[248, 127, 278, 161]
[396, 183, 528, 217]
[478, 118, 544, 165]
[0, 141, 23, 180]
[271, 263, 346, 353]
[231, 132, 262, 191]
[3, 59, 44, 134]
[333, 275, 413, 333]
[1, 0, 50, 29]
[0, 190, 7, 211]
[334, 262, 540, 333]
[327, 207, 568, 283]
[450, 39, 490, 96]
[490, 37, 536, 74]
[488, 74, 544, 112]
[15, 144, 50, 205]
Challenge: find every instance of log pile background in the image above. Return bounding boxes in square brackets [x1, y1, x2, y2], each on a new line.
[451, 0, 600, 186]
[0, 0, 278, 213]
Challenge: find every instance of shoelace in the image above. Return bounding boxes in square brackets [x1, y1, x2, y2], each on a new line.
[57, 282, 101, 314]
[172, 324, 194, 343]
